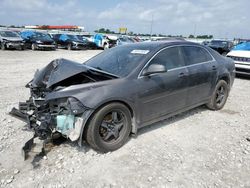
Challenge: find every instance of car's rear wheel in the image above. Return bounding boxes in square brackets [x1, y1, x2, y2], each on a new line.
[206, 80, 229, 110]
[85, 103, 132, 152]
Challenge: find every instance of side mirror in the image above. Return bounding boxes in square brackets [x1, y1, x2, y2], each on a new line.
[142, 64, 167, 76]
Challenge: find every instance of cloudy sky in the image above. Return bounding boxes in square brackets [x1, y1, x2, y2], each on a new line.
[0, 0, 249, 38]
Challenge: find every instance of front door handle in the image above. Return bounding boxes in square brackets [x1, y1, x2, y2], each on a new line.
[212, 65, 217, 70]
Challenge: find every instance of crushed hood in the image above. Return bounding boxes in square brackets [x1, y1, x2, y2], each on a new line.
[29, 58, 118, 89]
[30, 58, 89, 88]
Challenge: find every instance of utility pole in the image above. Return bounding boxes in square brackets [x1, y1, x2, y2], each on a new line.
[193, 23, 197, 38]
[150, 14, 154, 38]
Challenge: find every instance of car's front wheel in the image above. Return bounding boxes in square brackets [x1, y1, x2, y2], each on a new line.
[67, 44, 72, 50]
[31, 43, 37, 51]
[206, 80, 229, 110]
[85, 103, 132, 152]
[103, 43, 109, 50]
[1, 43, 6, 50]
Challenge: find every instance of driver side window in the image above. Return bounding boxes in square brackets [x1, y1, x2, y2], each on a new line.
[149, 46, 185, 70]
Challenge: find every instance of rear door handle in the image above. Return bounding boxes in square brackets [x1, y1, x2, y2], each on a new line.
[212, 65, 217, 70]
[178, 72, 188, 78]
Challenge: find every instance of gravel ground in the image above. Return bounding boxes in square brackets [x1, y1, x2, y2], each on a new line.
[0, 49, 249, 188]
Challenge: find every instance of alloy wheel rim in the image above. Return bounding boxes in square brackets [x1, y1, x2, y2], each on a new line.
[216, 85, 226, 105]
[99, 111, 125, 143]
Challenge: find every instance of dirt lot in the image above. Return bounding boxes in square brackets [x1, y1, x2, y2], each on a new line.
[0, 49, 249, 188]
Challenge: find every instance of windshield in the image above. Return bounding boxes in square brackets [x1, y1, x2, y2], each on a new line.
[67, 35, 78, 40]
[32, 32, 52, 40]
[210, 40, 227, 47]
[233, 42, 250, 51]
[76, 35, 88, 41]
[119, 37, 134, 43]
[0, 31, 20, 38]
[85, 45, 149, 77]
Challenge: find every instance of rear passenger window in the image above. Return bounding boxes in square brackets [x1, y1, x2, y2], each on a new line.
[149, 47, 185, 70]
[182, 46, 213, 65]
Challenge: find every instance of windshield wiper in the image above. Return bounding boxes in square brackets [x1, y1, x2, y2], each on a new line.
[85, 65, 119, 78]
[95, 67, 103, 71]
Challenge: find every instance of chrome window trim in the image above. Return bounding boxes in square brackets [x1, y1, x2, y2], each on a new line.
[138, 44, 215, 79]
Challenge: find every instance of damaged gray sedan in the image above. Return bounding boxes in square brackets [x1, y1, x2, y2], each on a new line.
[10, 41, 235, 155]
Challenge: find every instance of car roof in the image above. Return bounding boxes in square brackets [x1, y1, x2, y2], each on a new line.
[211, 39, 230, 42]
[118, 40, 198, 50]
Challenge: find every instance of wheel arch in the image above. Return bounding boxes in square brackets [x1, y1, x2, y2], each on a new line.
[80, 100, 137, 146]
[95, 100, 134, 117]
[218, 74, 230, 86]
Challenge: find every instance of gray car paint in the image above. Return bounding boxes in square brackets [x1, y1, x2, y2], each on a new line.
[46, 41, 234, 124]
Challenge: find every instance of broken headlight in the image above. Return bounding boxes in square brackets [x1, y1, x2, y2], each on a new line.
[67, 97, 87, 115]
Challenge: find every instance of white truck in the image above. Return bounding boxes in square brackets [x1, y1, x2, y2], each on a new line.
[227, 42, 250, 76]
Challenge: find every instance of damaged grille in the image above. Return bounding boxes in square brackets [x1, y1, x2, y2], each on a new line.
[9, 41, 23, 44]
[228, 56, 250, 63]
[43, 41, 53, 45]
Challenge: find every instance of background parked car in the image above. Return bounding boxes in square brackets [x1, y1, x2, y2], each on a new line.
[76, 35, 98, 49]
[51, 34, 89, 50]
[116, 35, 135, 46]
[201, 41, 210, 46]
[20, 31, 56, 50]
[227, 42, 250, 76]
[0, 30, 25, 50]
[132, 36, 143, 42]
[93, 34, 117, 49]
[233, 38, 250, 46]
[207, 40, 233, 55]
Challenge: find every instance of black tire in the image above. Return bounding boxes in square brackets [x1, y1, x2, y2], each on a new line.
[103, 43, 109, 50]
[85, 103, 132, 152]
[67, 44, 72, 50]
[19, 46, 25, 50]
[222, 52, 228, 56]
[31, 43, 37, 51]
[206, 80, 229, 110]
[1, 43, 6, 50]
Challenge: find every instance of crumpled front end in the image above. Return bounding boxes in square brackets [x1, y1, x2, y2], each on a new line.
[9, 58, 116, 159]
[10, 91, 93, 160]
[10, 95, 90, 142]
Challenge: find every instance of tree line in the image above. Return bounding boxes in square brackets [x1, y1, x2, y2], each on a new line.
[95, 28, 213, 39]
